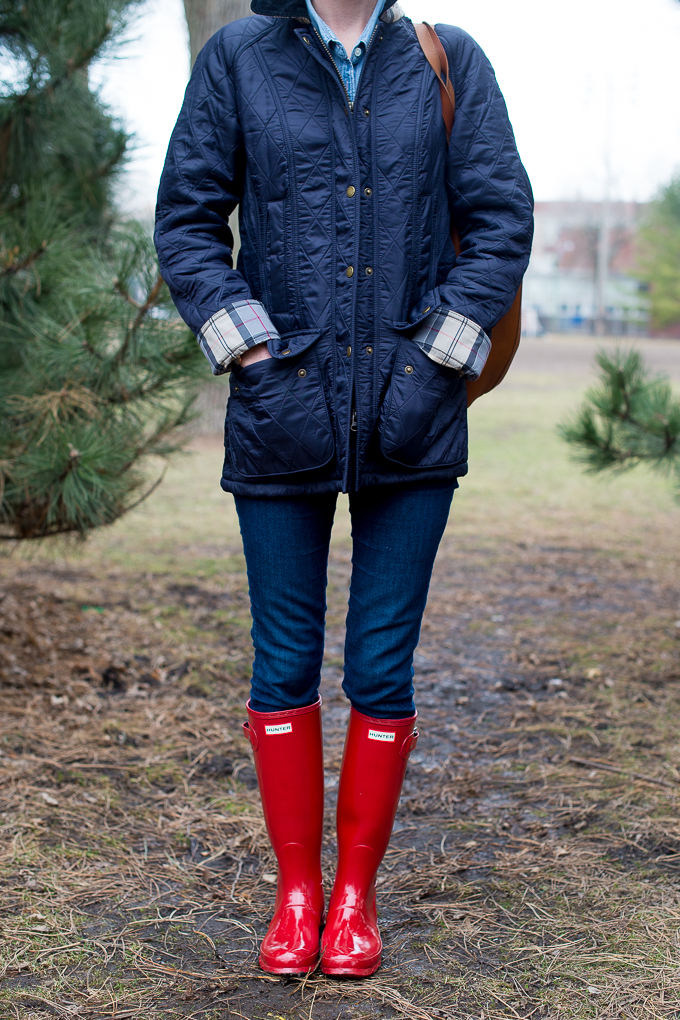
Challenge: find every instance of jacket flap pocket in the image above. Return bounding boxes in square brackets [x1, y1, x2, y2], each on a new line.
[267, 328, 323, 359]
[385, 288, 441, 333]
[379, 341, 466, 469]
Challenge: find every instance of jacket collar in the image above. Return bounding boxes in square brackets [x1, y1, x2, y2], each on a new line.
[250, 0, 399, 18]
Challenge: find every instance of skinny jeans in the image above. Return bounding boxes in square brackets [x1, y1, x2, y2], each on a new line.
[234, 482, 456, 719]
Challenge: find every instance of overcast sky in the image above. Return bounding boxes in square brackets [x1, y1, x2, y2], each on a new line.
[93, 0, 680, 215]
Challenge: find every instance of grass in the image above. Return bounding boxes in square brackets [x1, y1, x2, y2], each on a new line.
[1, 336, 680, 1018]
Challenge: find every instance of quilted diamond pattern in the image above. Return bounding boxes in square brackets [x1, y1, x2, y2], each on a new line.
[227, 353, 335, 477]
[154, 14, 533, 496]
[379, 342, 467, 468]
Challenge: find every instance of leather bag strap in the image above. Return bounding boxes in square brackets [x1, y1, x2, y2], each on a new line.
[415, 21, 523, 406]
[414, 22, 456, 142]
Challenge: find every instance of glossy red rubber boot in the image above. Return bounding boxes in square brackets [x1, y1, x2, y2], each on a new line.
[321, 708, 418, 976]
[243, 698, 324, 974]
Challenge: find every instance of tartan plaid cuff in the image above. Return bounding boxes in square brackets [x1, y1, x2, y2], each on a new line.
[412, 308, 491, 380]
[197, 300, 279, 375]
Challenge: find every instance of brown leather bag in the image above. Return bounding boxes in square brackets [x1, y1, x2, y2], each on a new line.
[415, 23, 523, 407]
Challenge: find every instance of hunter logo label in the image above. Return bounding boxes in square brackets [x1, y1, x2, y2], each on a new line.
[368, 729, 395, 742]
[265, 723, 293, 736]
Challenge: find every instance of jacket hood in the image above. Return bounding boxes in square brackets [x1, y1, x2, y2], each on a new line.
[250, 0, 399, 18]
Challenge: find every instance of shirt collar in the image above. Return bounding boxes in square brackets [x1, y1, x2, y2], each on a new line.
[304, 1, 387, 59]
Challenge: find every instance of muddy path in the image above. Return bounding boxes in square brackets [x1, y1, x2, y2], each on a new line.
[1, 535, 680, 1018]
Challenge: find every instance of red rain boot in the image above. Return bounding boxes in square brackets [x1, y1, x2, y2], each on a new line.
[243, 698, 325, 974]
[321, 708, 418, 976]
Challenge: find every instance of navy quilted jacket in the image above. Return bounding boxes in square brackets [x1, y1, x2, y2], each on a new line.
[155, 0, 533, 497]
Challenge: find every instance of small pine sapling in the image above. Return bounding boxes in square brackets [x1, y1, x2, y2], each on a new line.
[559, 348, 680, 496]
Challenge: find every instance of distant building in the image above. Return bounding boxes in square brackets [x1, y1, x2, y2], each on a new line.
[522, 201, 650, 336]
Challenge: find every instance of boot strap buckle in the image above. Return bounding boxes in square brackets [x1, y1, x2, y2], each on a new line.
[243, 720, 259, 750]
[400, 728, 419, 760]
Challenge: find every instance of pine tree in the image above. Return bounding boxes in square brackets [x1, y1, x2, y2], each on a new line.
[559, 349, 680, 496]
[636, 177, 680, 332]
[0, 0, 202, 540]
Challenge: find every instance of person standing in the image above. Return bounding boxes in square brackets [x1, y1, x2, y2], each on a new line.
[155, 0, 533, 977]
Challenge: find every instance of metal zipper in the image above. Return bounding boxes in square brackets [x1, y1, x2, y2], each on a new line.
[310, 21, 381, 114]
[310, 24, 354, 111]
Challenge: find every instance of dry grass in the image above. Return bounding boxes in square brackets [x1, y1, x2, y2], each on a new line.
[2, 336, 680, 1018]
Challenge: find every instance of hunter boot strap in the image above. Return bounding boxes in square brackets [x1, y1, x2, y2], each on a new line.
[321, 707, 418, 977]
[243, 697, 325, 974]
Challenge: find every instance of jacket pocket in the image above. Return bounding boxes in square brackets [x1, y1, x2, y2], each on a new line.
[379, 340, 467, 469]
[227, 331, 335, 478]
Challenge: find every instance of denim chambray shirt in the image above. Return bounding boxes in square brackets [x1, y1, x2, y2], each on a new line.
[304, 0, 387, 104]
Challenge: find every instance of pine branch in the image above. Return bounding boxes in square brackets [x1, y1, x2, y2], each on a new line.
[0, 1, 203, 542]
[559, 348, 680, 493]
[113, 276, 143, 310]
[0, 239, 47, 277]
[130, 273, 164, 334]
[0, 38, 104, 178]
[114, 273, 165, 361]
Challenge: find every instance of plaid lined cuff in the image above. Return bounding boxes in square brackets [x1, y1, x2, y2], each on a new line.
[412, 308, 491, 380]
[197, 300, 279, 375]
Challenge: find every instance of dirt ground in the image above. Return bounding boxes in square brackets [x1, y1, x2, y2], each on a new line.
[2, 336, 680, 1019]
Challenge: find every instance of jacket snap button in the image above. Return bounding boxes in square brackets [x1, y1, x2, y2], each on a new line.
[365, 266, 373, 275]
[365, 346, 373, 354]
[404, 365, 414, 374]
[363, 107, 370, 116]
[298, 368, 307, 377]
[364, 186, 372, 196]
[346, 185, 356, 197]
[346, 346, 352, 357]
[303, 36, 310, 44]
[346, 266, 354, 278]
[281, 349, 291, 355]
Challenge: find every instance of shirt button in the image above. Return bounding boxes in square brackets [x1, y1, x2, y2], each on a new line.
[354, 47, 362, 57]
[346, 185, 356, 197]
[365, 266, 373, 275]
[364, 186, 372, 196]
[346, 346, 352, 357]
[346, 266, 354, 278]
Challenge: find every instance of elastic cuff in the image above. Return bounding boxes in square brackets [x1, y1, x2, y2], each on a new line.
[412, 308, 491, 380]
[197, 299, 280, 375]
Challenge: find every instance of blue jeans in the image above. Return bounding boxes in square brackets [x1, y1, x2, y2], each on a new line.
[234, 483, 456, 719]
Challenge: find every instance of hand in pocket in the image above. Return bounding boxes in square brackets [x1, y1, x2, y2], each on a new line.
[240, 341, 272, 367]
[228, 331, 335, 478]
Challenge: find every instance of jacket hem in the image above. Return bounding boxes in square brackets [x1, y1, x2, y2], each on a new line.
[220, 462, 466, 497]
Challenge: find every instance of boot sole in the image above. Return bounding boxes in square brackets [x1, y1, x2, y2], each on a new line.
[321, 957, 381, 977]
[260, 956, 319, 975]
